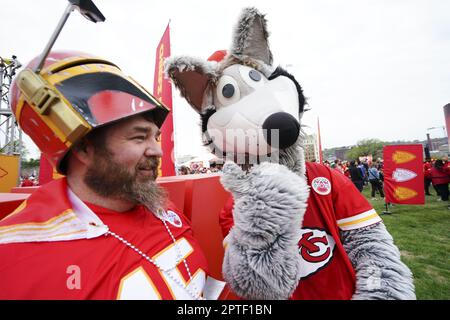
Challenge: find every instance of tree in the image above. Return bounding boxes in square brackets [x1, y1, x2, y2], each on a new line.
[345, 139, 385, 161]
[0, 139, 29, 159]
[21, 158, 40, 169]
[1, 139, 40, 170]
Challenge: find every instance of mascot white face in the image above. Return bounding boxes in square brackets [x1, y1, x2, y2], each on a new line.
[166, 7, 305, 165]
[208, 64, 301, 156]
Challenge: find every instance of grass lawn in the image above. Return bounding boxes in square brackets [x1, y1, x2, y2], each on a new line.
[362, 185, 450, 300]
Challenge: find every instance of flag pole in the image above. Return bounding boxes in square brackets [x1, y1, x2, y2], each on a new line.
[317, 117, 323, 164]
[382, 201, 392, 215]
[382, 177, 392, 215]
[382, 168, 392, 215]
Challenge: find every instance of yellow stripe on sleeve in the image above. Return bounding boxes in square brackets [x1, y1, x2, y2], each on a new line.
[337, 209, 382, 231]
[338, 213, 379, 228]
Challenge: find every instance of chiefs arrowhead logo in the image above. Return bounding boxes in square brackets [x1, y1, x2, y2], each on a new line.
[392, 168, 417, 182]
[297, 228, 335, 278]
[394, 186, 417, 200]
[311, 177, 331, 195]
[392, 151, 416, 164]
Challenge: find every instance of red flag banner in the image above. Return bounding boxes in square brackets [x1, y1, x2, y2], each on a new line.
[153, 22, 175, 176]
[383, 144, 424, 204]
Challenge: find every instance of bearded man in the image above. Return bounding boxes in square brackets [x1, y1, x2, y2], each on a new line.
[0, 52, 214, 300]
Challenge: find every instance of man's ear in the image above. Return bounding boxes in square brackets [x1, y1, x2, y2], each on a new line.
[165, 56, 219, 113]
[70, 139, 94, 166]
[230, 7, 273, 65]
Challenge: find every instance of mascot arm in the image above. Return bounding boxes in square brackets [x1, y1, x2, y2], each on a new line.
[341, 222, 416, 299]
[220, 161, 309, 300]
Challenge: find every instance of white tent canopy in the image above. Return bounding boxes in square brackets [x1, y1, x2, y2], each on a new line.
[179, 153, 219, 168]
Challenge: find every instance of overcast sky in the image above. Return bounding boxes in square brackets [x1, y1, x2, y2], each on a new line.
[1, 0, 449, 160]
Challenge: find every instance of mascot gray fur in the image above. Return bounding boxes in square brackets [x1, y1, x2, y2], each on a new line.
[166, 7, 415, 300]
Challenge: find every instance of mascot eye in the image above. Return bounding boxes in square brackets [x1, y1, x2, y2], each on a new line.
[239, 65, 265, 88]
[249, 70, 261, 81]
[222, 84, 235, 98]
[216, 75, 241, 106]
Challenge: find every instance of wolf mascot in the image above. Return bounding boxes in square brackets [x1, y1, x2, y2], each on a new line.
[166, 7, 415, 300]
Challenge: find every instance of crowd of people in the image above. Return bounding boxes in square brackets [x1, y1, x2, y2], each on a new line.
[21, 157, 450, 205]
[177, 162, 223, 175]
[424, 158, 450, 203]
[323, 159, 385, 200]
[177, 157, 387, 201]
[322, 157, 450, 208]
[19, 174, 38, 187]
[176, 156, 450, 207]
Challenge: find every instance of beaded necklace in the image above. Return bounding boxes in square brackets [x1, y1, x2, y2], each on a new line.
[105, 208, 205, 300]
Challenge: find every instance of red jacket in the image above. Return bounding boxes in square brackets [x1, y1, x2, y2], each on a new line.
[423, 162, 432, 179]
[20, 179, 34, 187]
[0, 178, 212, 299]
[430, 166, 450, 185]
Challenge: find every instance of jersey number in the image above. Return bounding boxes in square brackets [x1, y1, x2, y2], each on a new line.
[117, 238, 205, 300]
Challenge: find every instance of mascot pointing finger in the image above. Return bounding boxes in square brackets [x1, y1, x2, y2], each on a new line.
[166, 7, 415, 300]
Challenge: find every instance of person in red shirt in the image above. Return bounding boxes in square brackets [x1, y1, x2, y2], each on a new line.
[0, 52, 222, 300]
[443, 156, 450, 169]
[342, 161, 351, 179]
[430, 159, 450, 202]
[20, 175, 35, 187]
[423, 159, 434, 195]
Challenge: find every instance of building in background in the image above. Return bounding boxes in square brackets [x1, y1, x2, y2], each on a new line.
[443, 103, 450, 154]
[334, 146, 352, 161]
[302, 133, 320, 162]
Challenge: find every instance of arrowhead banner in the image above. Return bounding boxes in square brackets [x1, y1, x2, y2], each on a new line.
[383, 144, 424, 204]
[153, 22, 175, 176]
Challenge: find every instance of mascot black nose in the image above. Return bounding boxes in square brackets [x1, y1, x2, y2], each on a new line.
[262, 112, 300, 149]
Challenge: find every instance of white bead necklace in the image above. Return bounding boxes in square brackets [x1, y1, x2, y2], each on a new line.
[105, 208, 205, 300]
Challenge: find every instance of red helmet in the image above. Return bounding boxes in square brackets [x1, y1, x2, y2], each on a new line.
[11, 51, 169, 173]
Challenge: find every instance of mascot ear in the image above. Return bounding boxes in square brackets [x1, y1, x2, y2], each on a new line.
[231, 7, 273, 65]
[165, 56, 218, 113]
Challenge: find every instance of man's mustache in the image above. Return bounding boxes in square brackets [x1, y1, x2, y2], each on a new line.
[137, 157, 160, 170]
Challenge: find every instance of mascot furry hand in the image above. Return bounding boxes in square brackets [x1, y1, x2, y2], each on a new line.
[166, 7, 415, 300]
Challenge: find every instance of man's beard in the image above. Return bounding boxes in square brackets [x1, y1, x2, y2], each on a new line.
[84, 149, 167, 213]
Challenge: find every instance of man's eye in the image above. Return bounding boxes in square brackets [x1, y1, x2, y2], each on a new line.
[133, 136, 145, 141]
